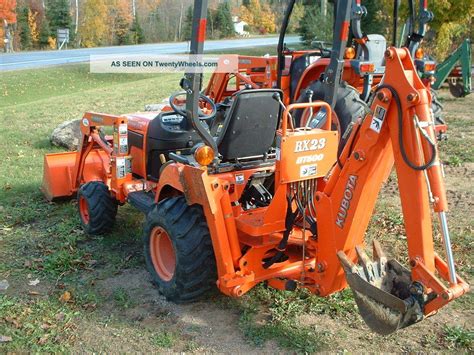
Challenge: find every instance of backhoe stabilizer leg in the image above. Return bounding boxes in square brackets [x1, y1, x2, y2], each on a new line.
[337, 241, 424, 335]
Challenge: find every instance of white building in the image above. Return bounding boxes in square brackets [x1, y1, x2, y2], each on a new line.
[233, 18, 249, 37]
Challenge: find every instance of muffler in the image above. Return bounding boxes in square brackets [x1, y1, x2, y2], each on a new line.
[337, 241, 425, 335]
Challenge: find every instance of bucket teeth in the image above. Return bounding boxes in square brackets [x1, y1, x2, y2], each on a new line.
[338, 241, 424, 335]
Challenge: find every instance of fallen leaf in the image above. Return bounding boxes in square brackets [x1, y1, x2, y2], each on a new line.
[37, 335, 49, 345]
[28, 291, 40, 296]
[0, 279, 9, 291]
[59, 291, 72, 303]
[83, 303, 96, 310]
[28, 279, 40, 286]
[0, 335, 12, 343]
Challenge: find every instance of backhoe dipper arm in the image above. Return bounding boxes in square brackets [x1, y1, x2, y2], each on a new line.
[318, 47, 468, 334]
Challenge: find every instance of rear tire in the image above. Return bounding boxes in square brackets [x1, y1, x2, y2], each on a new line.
[143, 196, 217, 303]
[294, 81, 370, 151]
[77, 181, 117, 235]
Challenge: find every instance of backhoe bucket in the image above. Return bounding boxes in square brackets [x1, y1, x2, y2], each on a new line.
[337, 241, 424, 335]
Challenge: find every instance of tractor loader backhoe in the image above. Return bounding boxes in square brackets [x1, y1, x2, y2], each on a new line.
[432, 39, 472, 98]
[42, 0, 468, 336]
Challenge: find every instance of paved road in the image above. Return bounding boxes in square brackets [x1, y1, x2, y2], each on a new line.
[0, 36, 299, 71]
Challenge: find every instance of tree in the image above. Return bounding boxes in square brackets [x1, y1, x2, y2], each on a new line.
[0, 0, 17, 24]
[17, 6, 32, 49]
[28, 8, 39, 47]
[240, 0, 276, 33]
[299, 2, 333, 46]
[79, 0, 107, 47]
[287, 2, 304, 34]
[361, 0, 387, 36]
[108, 0, 133, 45]
[182, 5, 193, 41]
[426, 0, 474, 59]
[129, 16, 145, 44]
[239, 0, 275, 34]
[215, 1, 234, 38]
[39, 17, 52, 48]
[46, 0, 73, 42]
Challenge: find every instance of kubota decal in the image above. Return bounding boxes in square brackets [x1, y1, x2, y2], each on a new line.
[336, 175, 358, 228]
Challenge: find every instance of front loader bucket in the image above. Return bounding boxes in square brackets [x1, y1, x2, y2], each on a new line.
[42, 150, 109, 201]
[42, 152, 79, 201]
[337, 241, 424, 335]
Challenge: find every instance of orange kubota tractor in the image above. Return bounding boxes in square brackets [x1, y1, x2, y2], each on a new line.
[204, 0, 446, 139]
[42, 0, 468, 335]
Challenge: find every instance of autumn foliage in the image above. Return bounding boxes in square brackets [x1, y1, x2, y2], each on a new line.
[1, 0, 473, 58]
[0, 0, 17, 23]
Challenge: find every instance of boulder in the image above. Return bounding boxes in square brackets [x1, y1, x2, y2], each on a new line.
[144, 103, 167, 112]
[144, 98, 169, 112]
[50, 119, 82, 151]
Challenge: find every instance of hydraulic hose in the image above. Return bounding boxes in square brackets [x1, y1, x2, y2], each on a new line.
[376, 84, 437, 171]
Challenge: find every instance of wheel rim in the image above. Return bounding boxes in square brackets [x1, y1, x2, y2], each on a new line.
[150, 227, 176, 281]
[79, 196, 90, 224]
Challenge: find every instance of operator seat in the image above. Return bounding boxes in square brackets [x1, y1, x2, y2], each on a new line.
[357, 34, 387, 70]
[214, 89, 282, 161]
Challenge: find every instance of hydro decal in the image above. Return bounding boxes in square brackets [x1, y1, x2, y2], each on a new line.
[336, 175, 358, 229]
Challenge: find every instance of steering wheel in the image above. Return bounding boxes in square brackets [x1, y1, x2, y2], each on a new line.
[169, 92, 217, 121]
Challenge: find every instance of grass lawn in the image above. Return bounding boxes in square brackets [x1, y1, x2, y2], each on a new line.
[0, 53, 472, 352]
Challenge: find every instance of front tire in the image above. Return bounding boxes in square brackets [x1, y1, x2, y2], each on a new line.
[77, 181, 117, 235]
[143, 196, 217, 303]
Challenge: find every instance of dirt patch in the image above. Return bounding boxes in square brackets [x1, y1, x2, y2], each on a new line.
[72, 269, 276, 353]
[297, 305, 474, 352]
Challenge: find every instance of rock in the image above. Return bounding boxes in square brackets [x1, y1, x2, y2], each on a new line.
[0, 279, 9, 292]
[144, 98, 169, 112]
[50, 119, 81, 151]
[144, 103, 167, 112]
[0, 335, 12, 343]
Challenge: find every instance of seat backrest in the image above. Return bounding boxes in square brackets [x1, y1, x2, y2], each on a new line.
[216, 89, 282, 161]
[357, 34, 387, 68]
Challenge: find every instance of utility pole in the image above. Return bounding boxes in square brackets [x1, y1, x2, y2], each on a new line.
[178, 1, 184, 41]
[75, 0, 79, 34]
[321, 0, 327, 16]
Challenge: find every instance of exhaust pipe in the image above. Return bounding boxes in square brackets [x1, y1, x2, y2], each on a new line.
[337, 241, 425, 335]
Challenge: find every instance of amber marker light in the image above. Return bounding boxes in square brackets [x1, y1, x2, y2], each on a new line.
[415, 48, 424, 59]
[345, 47, 356, 59]
[194, 145, 215, 166]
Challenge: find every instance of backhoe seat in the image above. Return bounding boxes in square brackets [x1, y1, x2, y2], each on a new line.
[216, 89, 282, 161]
